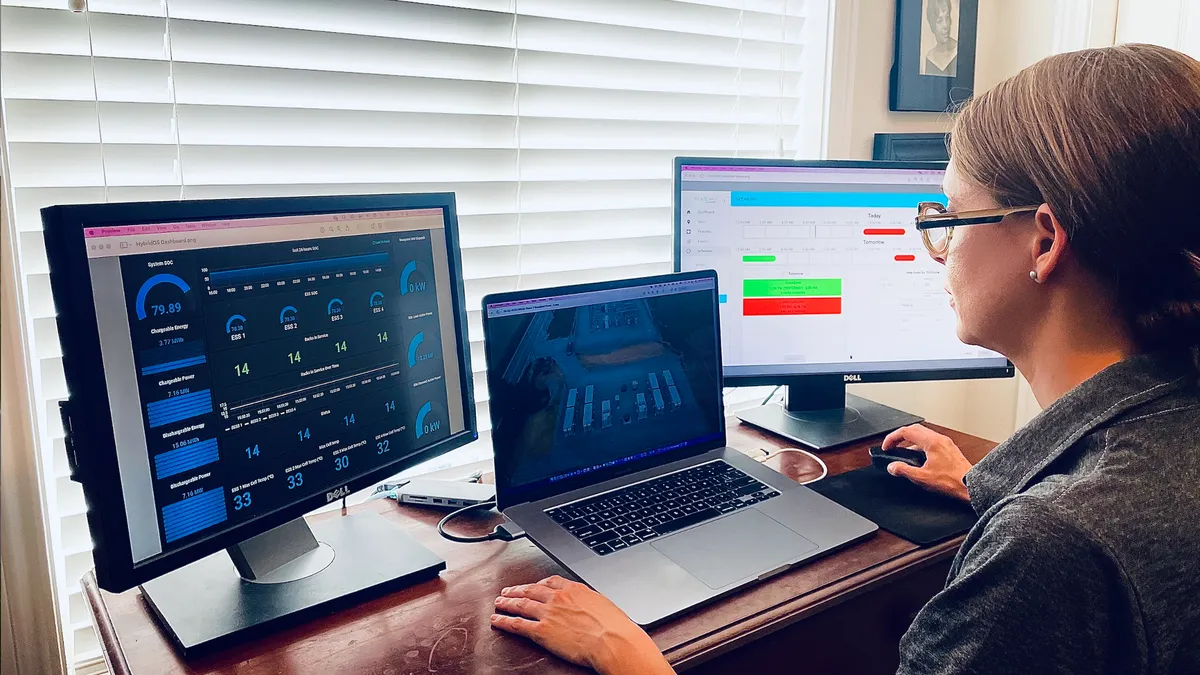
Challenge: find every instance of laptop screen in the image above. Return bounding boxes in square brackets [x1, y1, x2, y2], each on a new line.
[485, 275, 724, 506]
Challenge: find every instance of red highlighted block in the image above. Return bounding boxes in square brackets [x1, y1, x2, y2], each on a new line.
[894, 254, 916, 262]
[743, 297, 842, 316]
[864, 228, 906, 236]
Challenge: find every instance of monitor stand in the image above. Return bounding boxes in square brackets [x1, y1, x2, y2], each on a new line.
[737, 376, 924, 451]
[140, 509, 445, 657]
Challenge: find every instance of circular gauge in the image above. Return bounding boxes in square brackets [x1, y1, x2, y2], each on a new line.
[414, 400, 448, 441]
[327, 297, 344, 322]
[135, 273, 191, 320]
[399, 260, 433, 296]
[406, 330, 439, 368]
[369, 291, 385, 314]
[225, 314, 247, 336]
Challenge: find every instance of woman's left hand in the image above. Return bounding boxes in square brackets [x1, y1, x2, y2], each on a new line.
[491, 576, 675, 675]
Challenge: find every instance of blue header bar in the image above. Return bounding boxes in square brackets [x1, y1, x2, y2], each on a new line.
[731, 191, 947, 208]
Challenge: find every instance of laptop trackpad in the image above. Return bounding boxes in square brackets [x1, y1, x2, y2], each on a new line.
[651, 509, 818, 590]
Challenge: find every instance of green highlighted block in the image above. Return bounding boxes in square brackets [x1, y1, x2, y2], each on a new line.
[742, 255, 777, 263]
[743, 278, 842, 298]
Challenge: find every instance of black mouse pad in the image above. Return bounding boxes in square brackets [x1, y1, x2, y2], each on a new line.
[808, 466, 979, 545]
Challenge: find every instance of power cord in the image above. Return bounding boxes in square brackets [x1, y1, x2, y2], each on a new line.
[437, 500, 526, 543]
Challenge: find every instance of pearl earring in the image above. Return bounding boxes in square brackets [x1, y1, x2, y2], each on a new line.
[1029, 270, 1039, 282]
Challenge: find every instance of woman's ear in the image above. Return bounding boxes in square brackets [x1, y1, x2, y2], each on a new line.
[1031, 204, 1069, 282]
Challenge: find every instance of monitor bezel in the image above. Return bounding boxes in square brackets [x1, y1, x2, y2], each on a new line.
[673, 156, 1015, 385]
[482, 269, 726, 511]
[42, 193, 478, 593]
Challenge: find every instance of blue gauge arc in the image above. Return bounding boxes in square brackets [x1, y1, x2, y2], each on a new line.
[369, 291, 384, 307]
[400, 261, 418, 295]
[407, 331, 425, 367]
[135, 274, 190, 320]
[415, 402, 433, 439]
[225, 314, 247, 334]
[327, 298, 343, 315]
[279, 305, 298, 323]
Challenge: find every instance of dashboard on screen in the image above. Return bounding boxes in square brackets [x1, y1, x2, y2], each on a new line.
[676, 162, 1007, 378]
[82, 207, 468, 564]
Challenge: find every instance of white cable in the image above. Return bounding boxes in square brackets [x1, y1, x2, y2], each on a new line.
[163, 0, 185, 199]
[756, 447, 828, 484]
[795, 448, 828, 485]
[511, 3, 525, 291]
[83, 6, 109, 202]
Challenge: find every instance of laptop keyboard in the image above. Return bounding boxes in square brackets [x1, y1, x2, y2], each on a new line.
[545, 461, 781, 556]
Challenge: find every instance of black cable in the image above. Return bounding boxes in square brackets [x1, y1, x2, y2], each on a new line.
[763, 385, 782, 405]
[437, 499, 525, 543]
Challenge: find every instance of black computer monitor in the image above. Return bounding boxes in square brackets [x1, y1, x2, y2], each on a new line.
[674, 158, 1013, 449]
[42, 193, 477, 655]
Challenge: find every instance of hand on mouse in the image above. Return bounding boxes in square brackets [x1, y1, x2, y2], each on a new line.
[881, 424, 973, 502]
[491, 575, 675, 675]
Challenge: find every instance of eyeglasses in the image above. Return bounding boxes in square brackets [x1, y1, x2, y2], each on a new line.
[915, 201, 1041, 260]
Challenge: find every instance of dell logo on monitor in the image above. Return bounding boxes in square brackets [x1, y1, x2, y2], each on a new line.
[843, 374, 862, 382]
[326, 485, 352, 502]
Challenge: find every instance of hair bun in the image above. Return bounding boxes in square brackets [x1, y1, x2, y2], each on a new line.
[1133, 300, 1200, 348]
[1131, 249, 1200, 350]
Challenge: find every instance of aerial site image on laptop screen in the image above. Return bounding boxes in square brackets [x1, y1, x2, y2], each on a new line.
[486, 277, 722, 492]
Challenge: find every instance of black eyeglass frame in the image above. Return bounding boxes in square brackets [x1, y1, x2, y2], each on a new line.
[915, 201, 1042, 259]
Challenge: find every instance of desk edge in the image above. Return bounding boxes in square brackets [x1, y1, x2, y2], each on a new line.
[665, 536, 963, 670]
[82, 572, 133, 675]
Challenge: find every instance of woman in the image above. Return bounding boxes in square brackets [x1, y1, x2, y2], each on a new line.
[490, 44, 1200, 674]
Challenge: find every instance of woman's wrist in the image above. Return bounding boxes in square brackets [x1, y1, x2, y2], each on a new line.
[591, 632, 674, 675]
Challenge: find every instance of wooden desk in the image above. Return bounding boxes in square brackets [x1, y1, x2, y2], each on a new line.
[84, 421, 995, 675]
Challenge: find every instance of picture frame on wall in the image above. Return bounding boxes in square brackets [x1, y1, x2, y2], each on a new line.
[890, 0, 979, 112]
[872, 133, 950, 161]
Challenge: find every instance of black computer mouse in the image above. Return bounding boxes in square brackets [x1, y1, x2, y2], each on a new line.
[869, 446, 927, 474]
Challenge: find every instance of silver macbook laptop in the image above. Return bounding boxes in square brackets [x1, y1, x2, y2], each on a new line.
[482, 270, 877, 626]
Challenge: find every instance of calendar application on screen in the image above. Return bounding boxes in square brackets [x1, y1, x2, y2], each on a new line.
[678, 164, 1005, 378]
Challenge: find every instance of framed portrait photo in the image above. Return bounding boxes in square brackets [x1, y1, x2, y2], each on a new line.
[890, 0, 979, 112]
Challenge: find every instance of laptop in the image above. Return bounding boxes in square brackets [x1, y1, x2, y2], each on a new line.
[482, 270, 877, 626]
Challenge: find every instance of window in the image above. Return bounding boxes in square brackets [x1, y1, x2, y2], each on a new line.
[0, 0, 830, 670]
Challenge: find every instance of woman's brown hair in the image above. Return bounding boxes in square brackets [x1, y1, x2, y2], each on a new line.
[950, 43, 1200, 352]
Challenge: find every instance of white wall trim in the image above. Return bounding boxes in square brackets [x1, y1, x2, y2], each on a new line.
[823, 0, 861, 159]
[1052, 0, 1120, 53]
[0, 101, 69, 675]
[1053, 0, 1096, 53]
[1089, 0, 1121, 47]
[1174, 0, 1200, 54]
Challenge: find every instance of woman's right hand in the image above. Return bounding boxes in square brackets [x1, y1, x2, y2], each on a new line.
[491, 576, 675, 675]
[880, 424, 974, 502]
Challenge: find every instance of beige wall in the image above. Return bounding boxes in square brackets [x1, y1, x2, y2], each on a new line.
[822, 0, 1074, 441]
[974, 0, 1059, 92]
[827, 0, 953, 161]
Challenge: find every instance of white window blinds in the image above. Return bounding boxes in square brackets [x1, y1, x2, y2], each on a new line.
[0, 0, 829, 670]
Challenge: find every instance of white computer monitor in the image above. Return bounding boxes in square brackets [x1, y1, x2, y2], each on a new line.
[674, 158, 1012, 448]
